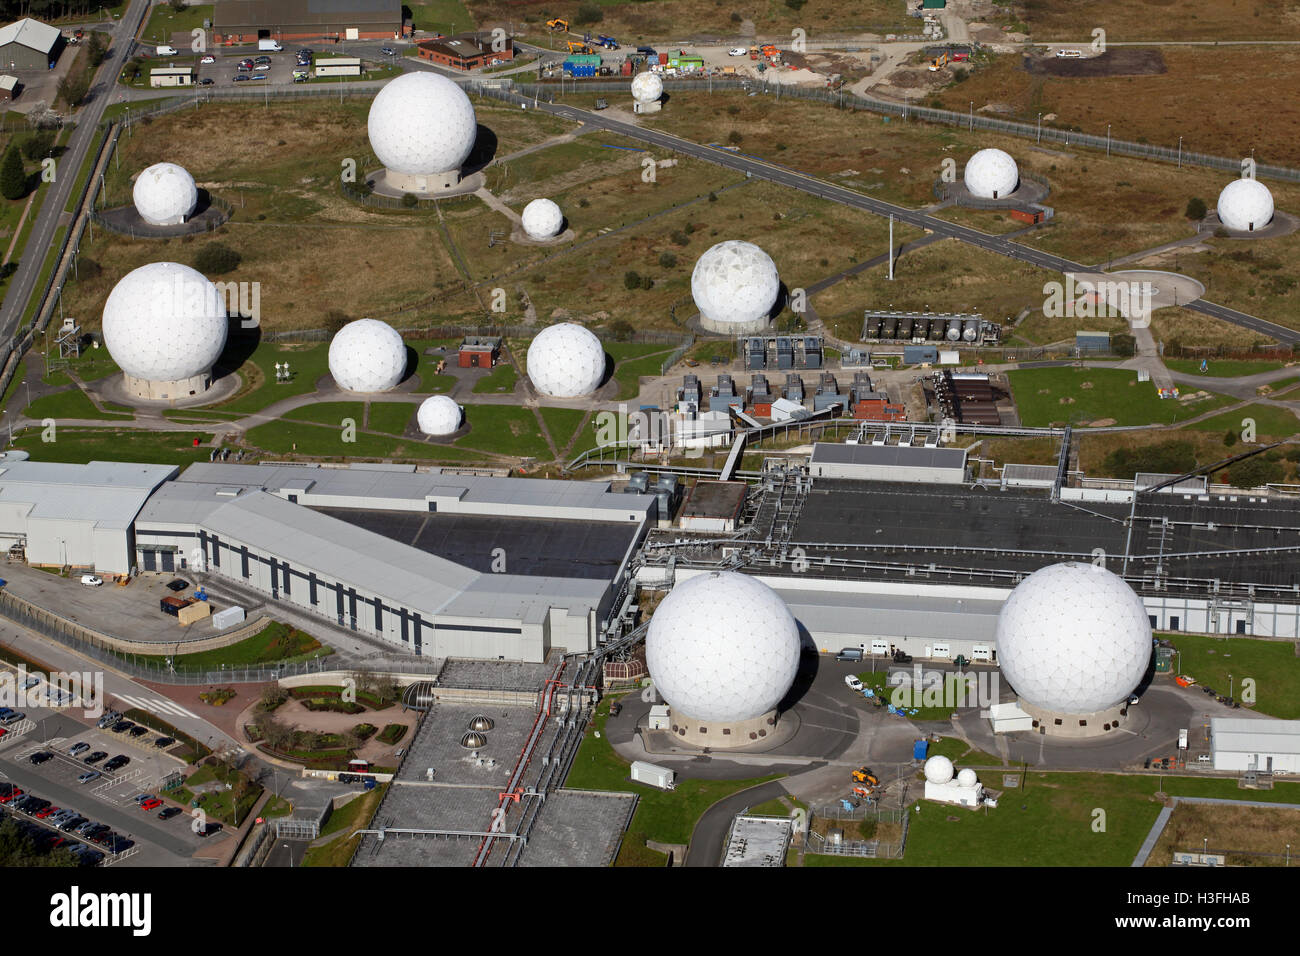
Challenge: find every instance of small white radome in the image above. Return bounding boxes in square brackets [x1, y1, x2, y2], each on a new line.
[964, 148, 1019, 199]
[631, 71, 663, 103]
[521, 198, 563, 239]
[691, 240, 780, 328]
[132, 162, 198, 226]
[1217, 178, 1274, 232]
[417, 394, 462, 435]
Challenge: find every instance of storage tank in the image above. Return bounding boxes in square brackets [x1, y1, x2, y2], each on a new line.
[929, 319, 945, 341]
[896, 316, 913, 340]
[946, 318, 963, 342]
[962, 318, 980, 343]
[866, 316, 882, 338]
[882, 316, 898, 339]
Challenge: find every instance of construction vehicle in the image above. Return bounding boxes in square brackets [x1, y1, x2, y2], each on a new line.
[892, 648, 912, 664]
[928, 51, 948, 72]
[566, 41, 593, 54]
[594, 97, 608, 110]
[851, 767, 880, 787]
[597, 34, 619, 49]
[749, 45, 759, 60]
[547, 18, 569, 31]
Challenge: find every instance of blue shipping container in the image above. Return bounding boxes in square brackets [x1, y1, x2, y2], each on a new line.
[913, 739, 928, 760]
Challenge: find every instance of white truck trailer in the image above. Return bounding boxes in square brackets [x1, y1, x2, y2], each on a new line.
[630, 760, 675, 790]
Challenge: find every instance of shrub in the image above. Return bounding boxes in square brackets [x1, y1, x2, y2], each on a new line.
[609, 319, 634, 340]
[401, 192, 418, 208]
[727, 130, 743, 144]
[659, 251, 678, 268]
[1185, 197, 1207, 221]
[21, 131, 54, 161]
[624, 270, 642, 290]
[785, 0, 807, 9]
[730, 11, 742, 22]
[1224, 428, 1237, 448]
[670, 230, 690, 246]
[575, 2, 603, 25]
[708, 192, 717, 202]
[76, 257, 101, 280]
[1228, 456, 1284, 489]
[194, 242, 241, 274]
[324, 310, 351, 336]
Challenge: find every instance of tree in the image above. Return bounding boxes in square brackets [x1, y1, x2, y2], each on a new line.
[194, 242, 241, 274]
[0, 146, 27, 201]
[1228, 456, 1284, 489]
[658, 251, 677, 269]
[58, 72, 90, 109]
[1102, 440, 1196, 479]
[1185, 197, 1207, 221]
[169, 0, 187, 11]
[21, 131, 54, 161]
[624, 270, 642, 291]
[609, 319, 634, 341]
[324, 309, 351, 336]
[87, 33, 107, 68]
[1223, 428, 1237, 448]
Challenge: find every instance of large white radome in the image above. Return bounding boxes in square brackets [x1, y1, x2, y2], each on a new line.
[133, 162, 198, 226]
[924, 755, 954, 784]
[328, 319, 407, 393]
[416, 395, 462, 436]
[102, 262, 227, 382]
[631, 71, 662, 103]
[525, 323, 605, 398]
[691, 240, 780, 328]
[368, 72, 477, 176]
[521, 198, 563, 240]
[964, 148, 1019, 199]
[996, 562, 1151, 715]
[645, 571, 801, 722]
[1217, 178, 1274, 232]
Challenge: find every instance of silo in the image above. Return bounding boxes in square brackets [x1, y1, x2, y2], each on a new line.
[962, 318, 980, 343]
[946, 318, 963, 342]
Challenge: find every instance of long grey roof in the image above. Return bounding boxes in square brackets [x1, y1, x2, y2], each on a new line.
[770, 585, 1003, 643]
[203, 491, 477, 615]
[810, 442, 966, 470]
[1211, 717, 1300, 756]
[0, 460, 177, 529]
[0, 19, 61, 54]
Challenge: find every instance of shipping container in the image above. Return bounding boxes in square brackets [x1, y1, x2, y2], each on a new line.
[630, 760, 675, 790]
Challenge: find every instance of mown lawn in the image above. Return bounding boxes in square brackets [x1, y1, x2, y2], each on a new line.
[1183, 403, 1300, 439]
[1161, 633, 1300, 719]
[9, 429, 214, 466]
[1008, 367, 1234, 427]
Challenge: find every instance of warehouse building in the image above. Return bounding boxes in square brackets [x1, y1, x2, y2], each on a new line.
[417, 33, 513, 71]
[1211, 718, 1300, 774]
[132, 462, 653, 661]
[211, 0, 402, 44]
[808, 442, 967, 484]
[0, 18, 62, 71]
[314, 56, 362, 77]
[150, 67, 196, 88]
[0, 456, 177, 574]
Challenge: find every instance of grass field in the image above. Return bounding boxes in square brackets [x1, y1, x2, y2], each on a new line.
[1161, 633, 1300, 719]
[538, 406, 589, 455]
[1019, 0, 1299, 43]
[470, 362, 518, 394]
[1183, 403, 1300, 440]
[9, 429, 214, 466]
[1145, 802, 1300, 867]
[922, 736, 1004, 767]
[141, 3, 214, 47]
[1165, 358, 1288, 378]
[1008, 366, 1234, 427]
[564, 694, 780, 864]
[139, 621, 330, 672]
[24, 388, 133, 422]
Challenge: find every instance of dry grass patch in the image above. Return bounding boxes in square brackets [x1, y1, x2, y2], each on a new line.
[1145, 802, 1300, 867]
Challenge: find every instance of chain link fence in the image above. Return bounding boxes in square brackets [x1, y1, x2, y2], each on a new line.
[804, 804, 908, 859]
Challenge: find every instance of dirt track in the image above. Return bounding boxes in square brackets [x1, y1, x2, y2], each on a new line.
[1024, 49, 1167, 78]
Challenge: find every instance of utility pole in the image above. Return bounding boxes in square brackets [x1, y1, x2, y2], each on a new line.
[888, 214, 894, 281]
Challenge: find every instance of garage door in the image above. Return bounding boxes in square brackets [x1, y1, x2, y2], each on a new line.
[161, 551, 174, 572]
[142, 550, 157, 572]
[971, 644, 991, 661]
[932, 643, 951, 659]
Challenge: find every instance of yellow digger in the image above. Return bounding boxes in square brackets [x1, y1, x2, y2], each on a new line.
[851, 767, 880, 787]
[547, 18, 569, 32]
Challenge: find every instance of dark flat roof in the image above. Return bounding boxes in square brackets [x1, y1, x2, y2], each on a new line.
[312, 507, 636, 579]
[682, 480, 747, 520]
[810, 443, 966, 469]
[214, 0, 398, 28]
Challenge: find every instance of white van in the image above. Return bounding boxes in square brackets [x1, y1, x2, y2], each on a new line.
[258, 39, 283, 52]
[155, 45, 178, 56]
[79, 574, 103, 587]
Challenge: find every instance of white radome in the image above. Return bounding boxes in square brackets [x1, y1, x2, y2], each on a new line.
[645, 571, 801, 723]
[132, 162, 198, 226]
[996, 562, 1152, 715]
[1217, 178, 1274, 232]
[367, 72, 477, 176]
[525, 323, 605, 398]
[964, 148, 1019, 199]
[631, 71, 662, 103]
[521, 198, 563, 240]
[691, 240, 780, 327]
[956, 768, 978, 788]
[328, 319, 407, 393]
[924, 755, 954, 785]
[416, 395, 461, 436]
[102, 262, 227, 383]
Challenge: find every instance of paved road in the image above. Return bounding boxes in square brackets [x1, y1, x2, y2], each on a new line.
[684, 778, 790, 867]
[0, 0, 151, 347]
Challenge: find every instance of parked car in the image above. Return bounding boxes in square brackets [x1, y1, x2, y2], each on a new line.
[845, 675, 864, 692]
[249, 72, 268, 80]
[103, 756, 130, 772]
[0, 711, 26, 724]
[380, 46, 396, 56]
[238, 58, 254, 68]
[140, 798, 162, 811]
[106, 836, 133, 853]
[835, 647, 863, 662]
[127, 726, 148, 738]
[110, 721, 133, 733]
[728, 47, 747, 56]
[28, 751, 53, 765]
[77, 771, 100, 784]
[154, 736, 176, 748]
[96, 711, 121, 729]
[69, 742, 90, 756]
[196, 822, 223, 838]
[82, 751, 108, 764]
[253, 55, 272, 65]
[157, 806, 183, 820]
[233, 74, 251, 81]
[35, 806, 58, 818]
[134, 794, 157, 805]
[200, 54, 215, 64]
[165, 578, 189, 592]
[198, 77, 214, 85]
[80, 574, 103, 587]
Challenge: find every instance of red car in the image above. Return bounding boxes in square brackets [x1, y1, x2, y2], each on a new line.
[0, 729, 9, 739]
[35, 806, 58, 818]
[140, 798, 163, 811]
[0, 787, 22, 803]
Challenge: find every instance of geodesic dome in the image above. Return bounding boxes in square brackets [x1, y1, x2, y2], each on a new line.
[645, 571, 801, 723]
[328, 318, 407, 393]
[995, 562, 1152, 715]
[416, 394, 461, 436]
[525, 323, 605, 398]
[102, 262, 227, 383]
[964, 148, 1019, 199]
[367, 72, 477, 176]
[957, 768, 978, 788]
[1217, 178, 1274, 232]
[132, 162, 198, 226]
[924, 755, 954, 784]
[631, 71, 663, 103]
[691, 240, 780, 328]
[521, 198, 563, 240]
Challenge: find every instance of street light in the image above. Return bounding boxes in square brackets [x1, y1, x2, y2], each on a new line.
[1036, 111, 1042, 144]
